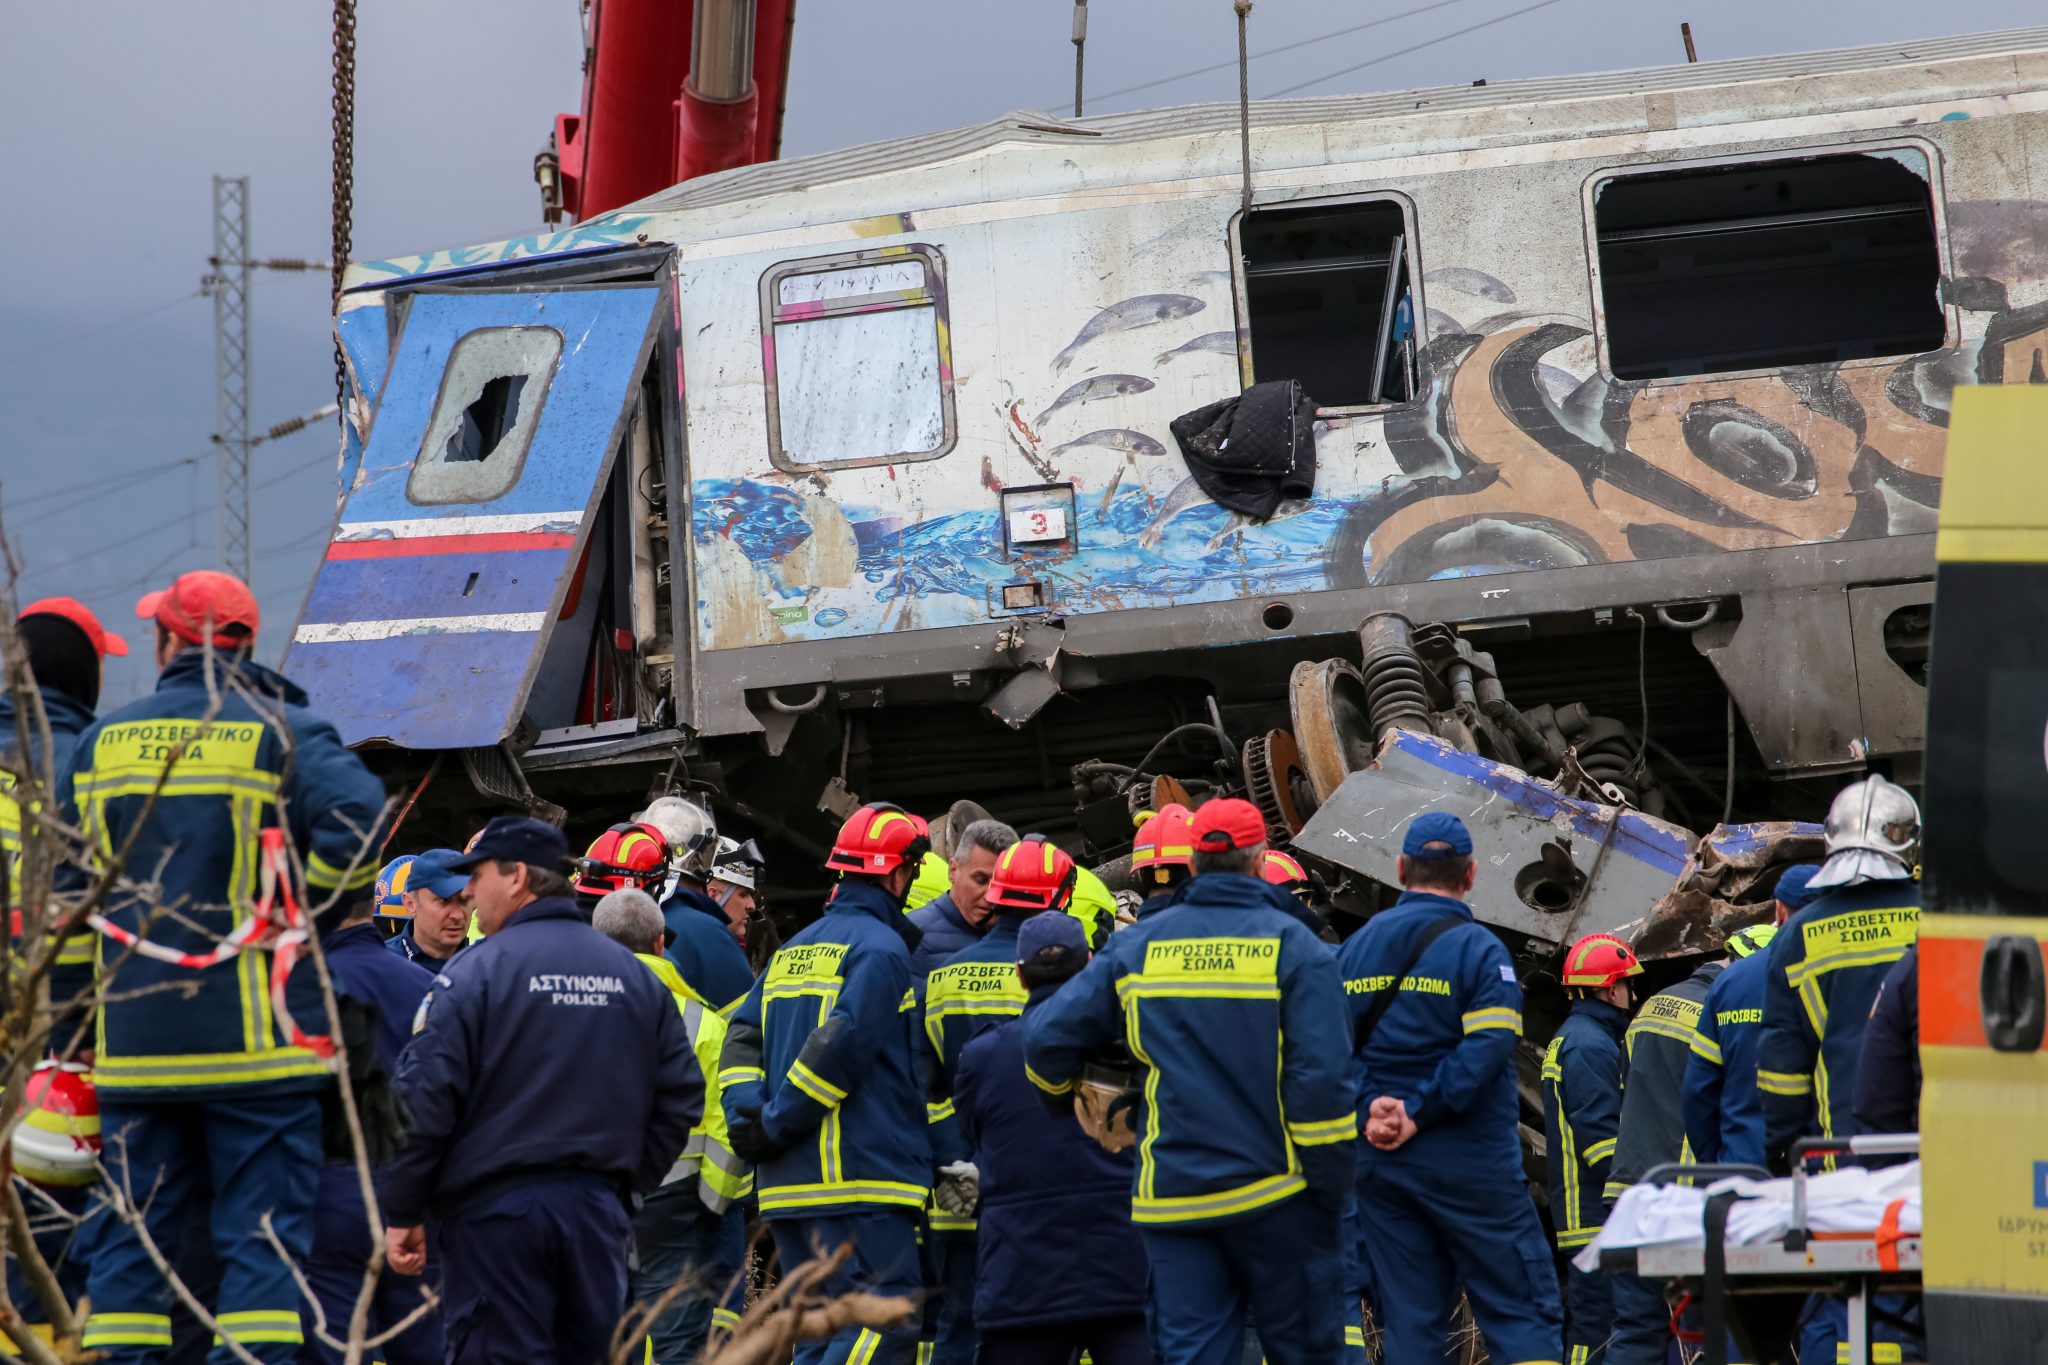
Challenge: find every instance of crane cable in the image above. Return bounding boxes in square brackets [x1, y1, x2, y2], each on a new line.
[330, 0, 357, 415]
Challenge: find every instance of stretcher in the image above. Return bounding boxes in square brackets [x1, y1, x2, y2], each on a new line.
[1589, 1134, 1922, 1365]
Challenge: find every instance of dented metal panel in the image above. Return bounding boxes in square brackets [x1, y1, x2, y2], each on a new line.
[287, 287, 662, 749]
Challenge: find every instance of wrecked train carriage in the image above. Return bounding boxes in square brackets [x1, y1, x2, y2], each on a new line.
[293, 28, 2048, 881]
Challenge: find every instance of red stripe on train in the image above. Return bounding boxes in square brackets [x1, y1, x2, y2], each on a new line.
[325, 532, 577, 560]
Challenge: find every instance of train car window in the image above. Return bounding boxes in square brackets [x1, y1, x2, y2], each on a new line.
[407, 326, 562, 505]
[1594, 149, 1945, 381]
[760, 246, 956, 472]
[1239, 199, 1416, 408]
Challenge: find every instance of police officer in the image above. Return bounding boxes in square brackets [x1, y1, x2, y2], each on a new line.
[1604, 931, 1740, 1365]
[1341, 812, 1561, 1365]
[57, 570, 387, 1365]
[921, 835, 1077, 1365]
[593, 888, 751, 1365]
[639, 796, 755, 1012]
[381, 849, 471, 970]
[908, 818, 1018, 976]
[383, 817, 703, 1364]
[1544, 932, 1640, 1365]
[720, 804, 934, 1365]
[1683, 869, 1818, 1169]
[1026, 799, 1356, 1365]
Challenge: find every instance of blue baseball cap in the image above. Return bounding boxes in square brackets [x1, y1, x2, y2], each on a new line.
[408, 849, 471, 899]
[1017, 910, 1088, 961]
[1402, 812, 1474, 858]
[1773, 863, 1824, 911]
[448, 816, 571, 874]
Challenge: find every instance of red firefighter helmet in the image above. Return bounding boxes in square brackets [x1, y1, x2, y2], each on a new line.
[14, 1063, 99, 1188]
[1561, 932, 1645, 989]
[825, 804, 931, 876]
[1130, 804, 1196, 885]
[1260, 849, 1310, 893]
[987, 835, 1078, 913]
[574, 822, 672, 897]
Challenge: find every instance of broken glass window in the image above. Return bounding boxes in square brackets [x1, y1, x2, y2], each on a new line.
[407, 326, 563, 504]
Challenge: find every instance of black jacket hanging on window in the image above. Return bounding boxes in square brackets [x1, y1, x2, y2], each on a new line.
[1167, 379, 1318, 522]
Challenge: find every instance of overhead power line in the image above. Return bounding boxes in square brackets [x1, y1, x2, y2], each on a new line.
[0, 292, 205, 369]
[1266, 0, 1579, 98]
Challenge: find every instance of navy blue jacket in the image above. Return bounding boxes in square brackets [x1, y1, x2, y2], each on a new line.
[1025, 872, 1357, 1227]
[56, 650, 388, 1100]
[907, 892, 983, 978]
[917, 913, 1026, 1224]
[1337, 890, 1526, 1180]
[385, 923, 463, 973]
[385, 896, 702, 1224]
[1135, 888, 1183, 921]
[1609, 960, 1721, 1197]
[662, 882, 755, 1013]
[1852, 946, 1920, 1146]
[325, 921, 434, 1073]
[957, 995, 1146, 1330]
[719, 878, 932, 1219]
[1758, 877, 1919, 1166]
[4, 688, 97, 981]
[1543, 1000, 1628, 1248]
[1683, 949, 1773, 1168]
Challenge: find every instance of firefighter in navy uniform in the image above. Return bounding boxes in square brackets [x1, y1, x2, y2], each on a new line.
[55, 571, 388, 1365]
[1128, 805, 1195, 920]
[383, 817, 703, 1364]
[719, 804, 935, 1365]
[919, 835, 1078, 1365]
[1024, 799, 1357, 1365]
[640, 796, 755, 1013]
[1339, 812, 1560, 1365]
[1543, 932, 1640, 1365]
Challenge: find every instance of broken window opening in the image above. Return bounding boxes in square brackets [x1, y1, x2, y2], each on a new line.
[1594, 149, 1946, 382]
[1240, 199, 1418, 409]
[761, 246, 956, 472]
[407, 326, 562, 505]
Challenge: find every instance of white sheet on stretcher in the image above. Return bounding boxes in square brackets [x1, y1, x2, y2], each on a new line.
[1573, 1160, 1922, 1273]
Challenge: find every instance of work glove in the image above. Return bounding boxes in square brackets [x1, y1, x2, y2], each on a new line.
[728, 1106, 787, 1165]
[933, 1161, 980, 1217]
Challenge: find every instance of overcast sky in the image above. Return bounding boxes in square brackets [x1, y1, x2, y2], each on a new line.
[3, 0, 2042, 701]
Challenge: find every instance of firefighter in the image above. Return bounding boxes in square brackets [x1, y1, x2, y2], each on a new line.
[921, 835, 1078, 1365]
[1128, 804, 1194, 919]
[908, 819, 1019, 976]
[1604, 931, 1744, 1365]
[707, 837, 767, 944]
[593, 888, 752, 1365]
[381, 849, 472, 969]
[383, 817, 702, 1364]
[55, 571, 387, 1365]
[1024, 798, 1356, 1365]
[1260, 849, 1337, 943]
[639, 796, 755, 1013]
[720, 804, 934, 1365]
[1544, 932, 1640, 1365]
[1343, 812, 1559, 1365]
[1683, 869, 1818, 1169]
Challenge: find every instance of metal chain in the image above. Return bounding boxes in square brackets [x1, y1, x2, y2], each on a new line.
[1235, 0, 1253, 212]
[330, 0, 357, 412]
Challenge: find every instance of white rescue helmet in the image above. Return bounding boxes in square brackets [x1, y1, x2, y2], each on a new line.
[710, 836, 765, 892]
[635, 796, 718, 881]
[1823, 775, 1921, 863]
[14, 1062, 100, 1188]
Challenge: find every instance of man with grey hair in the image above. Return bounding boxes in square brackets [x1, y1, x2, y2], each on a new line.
[594, 885, 755, 1365]
[909, 818, 1020, 977]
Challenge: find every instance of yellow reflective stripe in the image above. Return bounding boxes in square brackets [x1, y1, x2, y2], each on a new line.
[1130, 1171, 1306, 1225]
[214, 1310, 304, 1345]
[1344, 1325, 1365, 1349]
[1838, 1344, 1904, 1364]
[719, 1066, 766, 1086]
[1626, 1017, 1700, 1050]
[755, 1180, 929, 1213]
[763, 981, 841, 1002]
[306, 849, 376, 891]
[928, 1208, 977, 1232]
[1690, 1033, 1724, 1064]
[847, 1328, 884, 1365]
[83, 1313, 174, 1347]
[1116, 980, 1282, 1002]
[1570, 1346, 1591, 1365]
[1603, 1179, 1629, 1200]
[1286, 1115, 1358, 1147]
[53, 935, 94, 967]
[917, 1342, 935, 1365]
[711, 1307, 742, 1334]
[1584, 1137, 1617, 1164]
[1461, 1007, 1522, 1035]
[1556, 1227, 1598, 1249]
[94, 1047, 329, 1089]
[789, 1060, 847, 1107]
[1025, 1062, 1074, 1096]
[1757, 1069, 1813, 1096]
[926, 1098, 955, 1124]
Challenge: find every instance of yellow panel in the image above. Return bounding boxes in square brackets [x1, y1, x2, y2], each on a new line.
[1936, 387, 2048, 562]
[1921, 1043, 2048, 1296]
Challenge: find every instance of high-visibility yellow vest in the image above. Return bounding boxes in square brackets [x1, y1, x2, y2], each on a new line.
[635, 953, 752, 1211]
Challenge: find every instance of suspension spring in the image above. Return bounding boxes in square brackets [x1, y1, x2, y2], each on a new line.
[1358, 614, 1434, 740]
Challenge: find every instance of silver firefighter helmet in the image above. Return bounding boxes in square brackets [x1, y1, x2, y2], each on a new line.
[635, 796, 719, 880]
[1822, 775, 1921, 862]
[710, 837, 765, 892]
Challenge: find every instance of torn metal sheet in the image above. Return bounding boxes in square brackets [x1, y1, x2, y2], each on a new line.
[1634, 820, 1826, 959]
[1293, 730, 1697, 951]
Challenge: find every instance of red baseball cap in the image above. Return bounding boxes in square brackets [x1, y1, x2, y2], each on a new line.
[1191, 798, 1268, 853]
[135, 571, 260, 648]
[19, 597, 128, 657]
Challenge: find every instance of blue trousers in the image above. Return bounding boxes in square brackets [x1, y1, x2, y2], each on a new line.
[1139, 1194, 1344, 1365]
[438, 1175, 631, 1365]
[300, 1163, 441, 1365]
[628, 1183, 734, 1365]
[771, 1211, 923, 1365]
[1798, 1294, 1924, 1363]
[1605, 1268, 1669, 1365]
[1565, 1262, 1614, 1365]
[1355, 1158, 1562, 1365]
[87, 1094, 322, 1365]
[930, 1231, 978, 1365]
